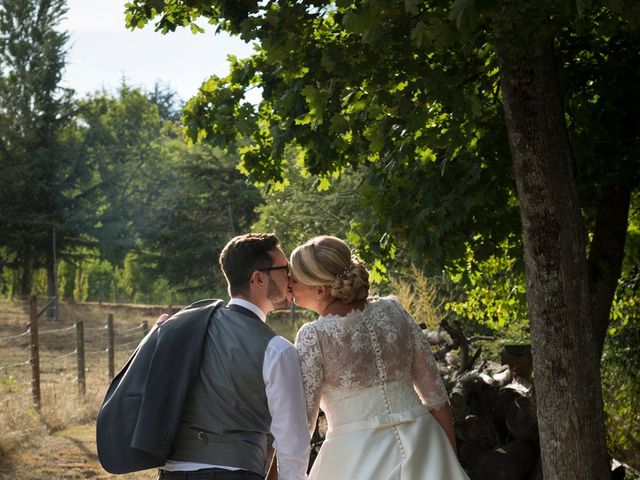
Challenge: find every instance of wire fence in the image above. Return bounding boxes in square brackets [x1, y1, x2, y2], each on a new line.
[0, 296, 150, 411]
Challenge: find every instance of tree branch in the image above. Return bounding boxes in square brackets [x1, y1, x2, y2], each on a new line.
[588, 181, 632, 359]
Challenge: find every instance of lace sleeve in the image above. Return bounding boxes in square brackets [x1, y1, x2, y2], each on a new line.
[392, 300, 449, 410]
[294, 322, 323, 432]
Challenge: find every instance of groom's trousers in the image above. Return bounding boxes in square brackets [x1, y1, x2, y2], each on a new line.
[158, 467, 263, 479]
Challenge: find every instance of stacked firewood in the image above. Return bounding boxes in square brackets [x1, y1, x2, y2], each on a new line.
[427, 320, 630, 480]
[427, 320, 541, 480]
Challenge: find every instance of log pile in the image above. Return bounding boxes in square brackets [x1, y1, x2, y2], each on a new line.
[429, 319, 541, 480]
[427, 319, 629, 480]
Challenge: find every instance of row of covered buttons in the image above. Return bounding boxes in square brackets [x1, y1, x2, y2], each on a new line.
[365, 320, 406, 457]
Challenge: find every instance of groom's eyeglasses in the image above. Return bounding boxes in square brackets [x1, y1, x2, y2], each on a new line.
[257, 265, 290, 279]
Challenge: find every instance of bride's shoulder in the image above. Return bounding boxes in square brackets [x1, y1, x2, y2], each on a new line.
[294, 320, 320, 344]
[366, 296, 412, 321]
[366, 295, 402, 309]
[297, 319, 320, 333]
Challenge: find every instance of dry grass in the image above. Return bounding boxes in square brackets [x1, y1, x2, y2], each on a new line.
[0, 299, 164, 466]
[389, 266, 447, 330]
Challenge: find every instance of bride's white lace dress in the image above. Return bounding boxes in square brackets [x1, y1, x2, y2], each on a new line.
[295, 296, 470, 480]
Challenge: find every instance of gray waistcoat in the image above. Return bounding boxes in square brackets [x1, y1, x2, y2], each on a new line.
[169, 306, 277, 474]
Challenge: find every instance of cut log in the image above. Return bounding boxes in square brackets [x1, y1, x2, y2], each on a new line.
[492, 367, 513, 387]
[476, 440, 539, 480]
[611, 465, 626, 480]
[456, 414, 497, 447]
[441, 319, 483, 373]
[505, 396, 539, 442]
[459, 441, 492, 469]
[449, 371, 479, 419]
[500, 344, 533, 381]
[491, 387, 522, 426]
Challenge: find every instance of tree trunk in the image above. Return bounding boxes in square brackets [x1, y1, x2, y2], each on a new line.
[46, 248, 57, 321]
[63, 261, 77, 301]
[19, 253, 31, 296]
[588, 182, 631, 359]
[499, 37, 610, 479]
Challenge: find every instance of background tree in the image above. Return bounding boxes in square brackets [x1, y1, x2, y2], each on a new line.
[0, 0, 74, 309]
[54, 84, 264, 302]
[140, 136, 264, 299]
[125, 0, 640, 477]
[71, 84, 166, 265]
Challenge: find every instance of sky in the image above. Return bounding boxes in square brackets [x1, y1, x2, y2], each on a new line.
[59, 0, 256, 102]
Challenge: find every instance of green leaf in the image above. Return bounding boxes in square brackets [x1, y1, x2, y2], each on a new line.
[364, 123, 385, 153]
[575, 0, 592, 17]
[404, 0, 420, 16]
[449, 0, 477, 31]
[190, 22, 205, 34]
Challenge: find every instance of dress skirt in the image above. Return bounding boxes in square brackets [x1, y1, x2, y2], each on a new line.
[308, 405, 470, 480]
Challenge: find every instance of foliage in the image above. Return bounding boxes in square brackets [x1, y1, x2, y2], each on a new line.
[0, 80, 266, 304]
[562, 7, 640, 212]
[252, 149, 364, 253]
[125, 0, 527, 275]
[140, 137, 264, 298]
[602, 193, 640, 468]
[445, 236, 529, 342]
[54, 249, 205, 305]
[602, 287, 640, 469]
[388, 265, 449, 331]
[69, 85, 167, 266]
[61, 86, 264, 301]
[122, 0, 640, 276]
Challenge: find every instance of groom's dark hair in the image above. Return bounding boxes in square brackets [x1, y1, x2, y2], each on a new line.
[219, 233, 281, 296]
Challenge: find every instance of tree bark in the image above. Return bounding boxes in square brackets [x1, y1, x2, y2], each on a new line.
[20, 253, 31, 296]
[46, 248, 56, 321]
[588, 182, 631, 359]
[499, 37, 610, 479]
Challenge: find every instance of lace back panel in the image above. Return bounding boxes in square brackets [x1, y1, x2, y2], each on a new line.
[295, 296, 449, 430]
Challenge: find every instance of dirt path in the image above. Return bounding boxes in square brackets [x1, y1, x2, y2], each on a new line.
[0, 423, 155, 480]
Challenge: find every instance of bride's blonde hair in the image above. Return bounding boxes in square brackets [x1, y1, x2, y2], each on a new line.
[290, 235, 369, 303]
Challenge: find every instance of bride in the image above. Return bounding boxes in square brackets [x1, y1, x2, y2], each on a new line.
[289, 236, 470, 480]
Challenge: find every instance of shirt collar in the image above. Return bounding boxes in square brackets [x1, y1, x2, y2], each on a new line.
[228, 298, 267, 322]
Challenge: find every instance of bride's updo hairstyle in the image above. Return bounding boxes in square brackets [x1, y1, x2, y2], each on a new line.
[290, 235, 369, 304]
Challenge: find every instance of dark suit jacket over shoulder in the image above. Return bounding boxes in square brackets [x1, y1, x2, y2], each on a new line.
[96, 299, 223, 474]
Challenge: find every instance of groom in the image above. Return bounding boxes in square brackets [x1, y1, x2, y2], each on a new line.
[158, 233, 310, 480]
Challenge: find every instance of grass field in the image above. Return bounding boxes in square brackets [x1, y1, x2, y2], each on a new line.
[0, 298, 306, 479]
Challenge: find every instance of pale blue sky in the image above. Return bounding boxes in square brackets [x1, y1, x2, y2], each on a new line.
[60, 0, 255, 101]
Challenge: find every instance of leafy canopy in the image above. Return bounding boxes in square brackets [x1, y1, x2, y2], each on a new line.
[123, 0, 639, 276]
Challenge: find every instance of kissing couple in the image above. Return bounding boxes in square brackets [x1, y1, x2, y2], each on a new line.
[101, 233, 469, 480]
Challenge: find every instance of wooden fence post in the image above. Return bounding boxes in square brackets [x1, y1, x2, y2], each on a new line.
[29, 295, 41, 411]
[76, 321, 85, 396]
[142, 320, 149, 337]
[107, 313, 114, 381]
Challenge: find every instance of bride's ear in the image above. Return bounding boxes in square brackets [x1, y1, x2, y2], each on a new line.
[315, 285, 328, 299]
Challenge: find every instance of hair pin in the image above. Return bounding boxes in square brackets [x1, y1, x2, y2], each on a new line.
[336, 264, 352, 280]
